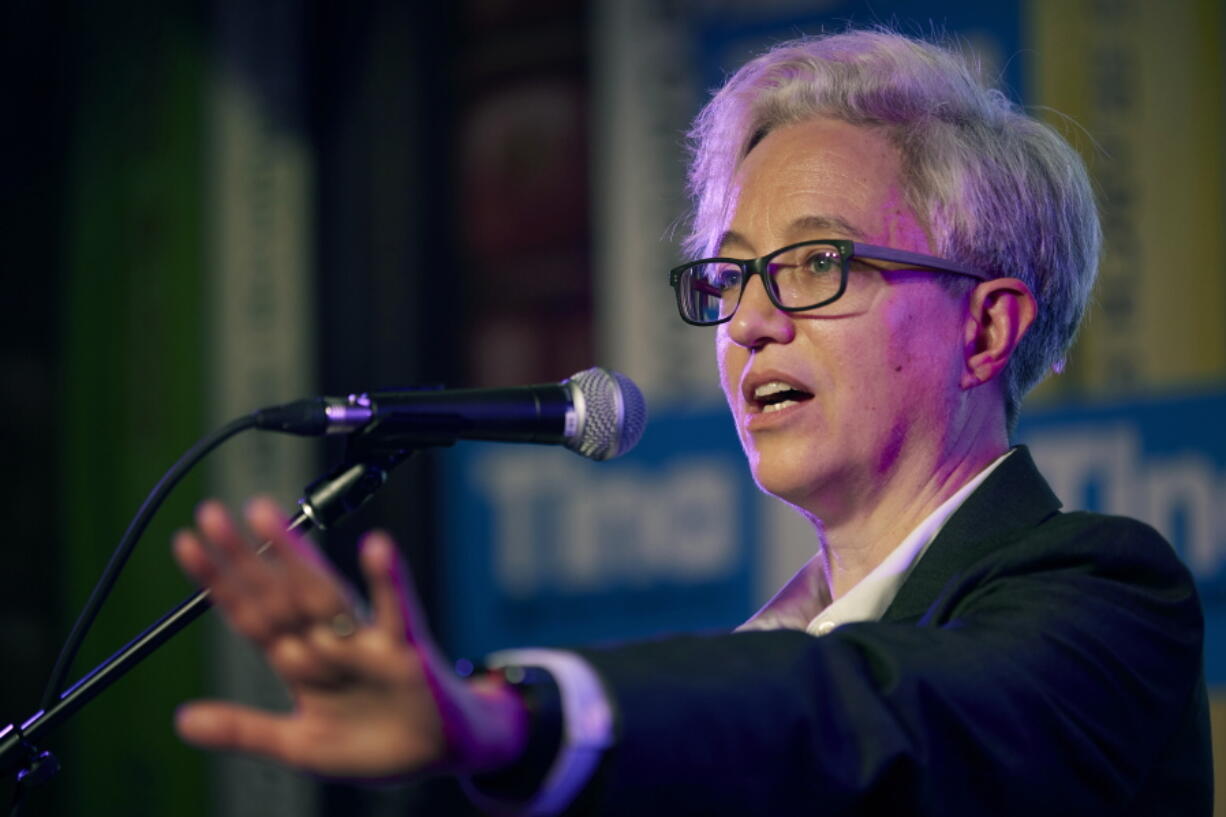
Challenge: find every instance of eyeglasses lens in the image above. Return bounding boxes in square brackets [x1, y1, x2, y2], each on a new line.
[678, 242, 845, 324]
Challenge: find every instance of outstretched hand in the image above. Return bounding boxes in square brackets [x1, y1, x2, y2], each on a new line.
[172, 498, 526, 780]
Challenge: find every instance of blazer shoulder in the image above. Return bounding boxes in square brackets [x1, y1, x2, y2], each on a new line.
[1024, 508, 1187, 571]
[888, 506, 1202, 629]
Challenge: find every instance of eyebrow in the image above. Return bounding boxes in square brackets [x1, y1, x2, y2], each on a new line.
[715, 214, 866, 255]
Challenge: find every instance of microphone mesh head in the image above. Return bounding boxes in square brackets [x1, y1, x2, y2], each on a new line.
[565, 367, 648, 461]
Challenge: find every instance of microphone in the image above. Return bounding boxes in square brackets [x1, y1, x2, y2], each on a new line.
[254, 367, 647, 461]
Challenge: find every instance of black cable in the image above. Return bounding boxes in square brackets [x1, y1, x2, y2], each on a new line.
[38, 413, 258, 713]
[10, 405, 327, 812]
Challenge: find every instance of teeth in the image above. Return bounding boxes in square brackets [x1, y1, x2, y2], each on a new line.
[753, 381, 798, 399]
[762, 399, 798, 413]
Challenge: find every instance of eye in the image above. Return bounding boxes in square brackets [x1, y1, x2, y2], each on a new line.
[696, 261, 743, 291]
[799, 247, 841, 276]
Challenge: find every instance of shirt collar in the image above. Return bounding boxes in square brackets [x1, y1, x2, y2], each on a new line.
[737, 450, 1013, 635]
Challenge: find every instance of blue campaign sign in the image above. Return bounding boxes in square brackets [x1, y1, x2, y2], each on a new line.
[440, 403, 760, 660]
[1016, 389, 1226, 682]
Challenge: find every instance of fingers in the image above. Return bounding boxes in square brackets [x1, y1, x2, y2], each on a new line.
[207, 502, 306, 640]
[354, 532, 485, 769]
[174, 500, 441, 682]
[246, 499, 354, 621]
[359, 532, 438, 656]
[174, 517, 460, 779]
[356, 532, 458, 687]
[174, 498, 353, 647]
[360, 532, 407, 639]
[175, 700, 357, 773]
[244, 498, 327, 573]
[356, 531, 456, 688]
[176, 700, 295, 760]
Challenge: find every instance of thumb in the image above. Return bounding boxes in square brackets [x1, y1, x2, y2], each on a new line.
[176, 701, 296, 759]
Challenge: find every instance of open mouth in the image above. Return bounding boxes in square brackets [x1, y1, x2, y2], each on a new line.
[751, 381, 814, 414]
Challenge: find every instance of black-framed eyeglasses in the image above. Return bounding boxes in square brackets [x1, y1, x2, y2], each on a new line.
[668, 239, 990, 326]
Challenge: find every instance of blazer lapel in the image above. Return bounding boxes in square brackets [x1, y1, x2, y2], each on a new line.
[881, 446, 1063, 623]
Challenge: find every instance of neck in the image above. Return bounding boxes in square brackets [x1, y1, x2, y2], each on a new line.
[807, 423, 1008, 601]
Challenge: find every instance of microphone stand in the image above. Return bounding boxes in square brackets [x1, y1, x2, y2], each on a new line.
[0, 442, 417, 786]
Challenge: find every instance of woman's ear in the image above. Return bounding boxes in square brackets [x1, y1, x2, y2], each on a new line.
[960, 277, 1038, 390]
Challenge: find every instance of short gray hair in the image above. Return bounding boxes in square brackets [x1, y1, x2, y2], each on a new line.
[685, 29, 1100, 427]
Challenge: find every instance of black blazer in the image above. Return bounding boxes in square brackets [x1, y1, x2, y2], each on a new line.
[569, 447, 1212, 816]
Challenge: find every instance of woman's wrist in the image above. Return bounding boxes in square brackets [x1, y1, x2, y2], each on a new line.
[464, 671, 535, 774]
[466, 666, 565, 796]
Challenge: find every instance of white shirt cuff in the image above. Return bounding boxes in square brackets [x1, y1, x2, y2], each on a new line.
[461, 648, 614, 817]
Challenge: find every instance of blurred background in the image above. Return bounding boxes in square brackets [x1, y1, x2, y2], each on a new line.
[1, 0, 1223, 814]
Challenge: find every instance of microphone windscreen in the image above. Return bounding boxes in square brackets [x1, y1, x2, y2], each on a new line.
[564, 368, 648, 461]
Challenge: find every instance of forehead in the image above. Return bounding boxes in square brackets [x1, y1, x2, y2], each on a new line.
[722, 117, 925, 254]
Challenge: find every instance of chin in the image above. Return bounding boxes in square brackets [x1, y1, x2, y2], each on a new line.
[748, 458, 822, 507]
[748, 437, 852, 511]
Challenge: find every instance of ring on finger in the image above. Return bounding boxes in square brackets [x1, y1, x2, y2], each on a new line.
[328, 611, 359, 638]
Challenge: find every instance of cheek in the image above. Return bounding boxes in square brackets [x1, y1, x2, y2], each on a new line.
[877, 294, 965, 396]
[813, 294, 950, 417]
[715, 329, 744, 398]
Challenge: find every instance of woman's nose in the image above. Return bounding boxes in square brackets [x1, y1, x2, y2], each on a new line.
[723, 272, 794, 349]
